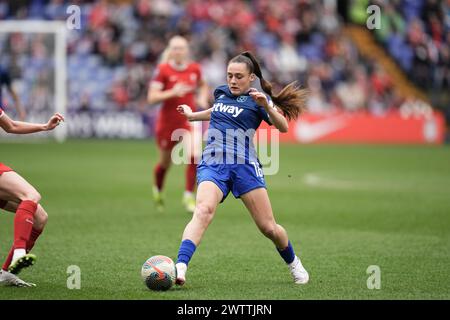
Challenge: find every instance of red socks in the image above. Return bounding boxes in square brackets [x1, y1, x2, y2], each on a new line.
[154, 164, 167, 191]
[154, 161, 196, 192]
[2, 228, 42, 271]
[2, 248, 13, 271]
[1, 201, 40, 271]
[13, 200, 37, 249]
[185, 161, 196, 192]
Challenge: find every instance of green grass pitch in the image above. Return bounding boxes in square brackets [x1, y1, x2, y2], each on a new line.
[0, 140, 449, 299]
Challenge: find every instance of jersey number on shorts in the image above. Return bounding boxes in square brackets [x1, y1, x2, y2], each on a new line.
[251, 161, 263, 178]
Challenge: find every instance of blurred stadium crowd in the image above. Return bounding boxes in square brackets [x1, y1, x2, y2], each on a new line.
[347, 0, 449, 113]
[370, 0, 449, 92]
[0, 0, 448, 122]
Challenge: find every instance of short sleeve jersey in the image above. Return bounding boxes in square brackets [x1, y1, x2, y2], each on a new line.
[150, 62, 202, 131]
[201, 85, 273, 165]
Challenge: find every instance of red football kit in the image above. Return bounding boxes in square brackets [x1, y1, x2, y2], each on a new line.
[150, 62, 202, 150]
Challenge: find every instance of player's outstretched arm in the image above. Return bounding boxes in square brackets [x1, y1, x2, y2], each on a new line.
[0, 112, 64, 134]
[177, 104, 212, 121]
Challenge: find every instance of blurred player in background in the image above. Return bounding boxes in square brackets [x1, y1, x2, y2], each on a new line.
[0, 64, 26, 121]
[0, 107, 64, 287]
[174, 52, 309, 285]
[147, 35, 209, 213]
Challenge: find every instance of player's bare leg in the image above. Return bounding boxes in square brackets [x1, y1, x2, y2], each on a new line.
[182, 124, 202, 213]
[176, 181, 222, 285]
[241, 187, 309, 284]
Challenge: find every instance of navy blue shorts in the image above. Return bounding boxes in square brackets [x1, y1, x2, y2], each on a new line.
[197, 162, 266, 202]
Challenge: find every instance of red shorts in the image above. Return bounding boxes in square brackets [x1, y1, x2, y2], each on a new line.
[156, 124, 191, 151]
[0, 163, 13, 175]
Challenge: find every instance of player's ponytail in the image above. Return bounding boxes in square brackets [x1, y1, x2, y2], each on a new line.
[234, 51, 308, 121]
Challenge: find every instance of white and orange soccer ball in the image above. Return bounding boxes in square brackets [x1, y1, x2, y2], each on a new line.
[141, 255, 176, 291]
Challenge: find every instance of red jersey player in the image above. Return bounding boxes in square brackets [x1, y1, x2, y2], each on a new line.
[0, 107, 64, 287]
[148, 35, 209, 213]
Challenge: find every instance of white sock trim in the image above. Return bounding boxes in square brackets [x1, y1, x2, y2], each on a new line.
[289, 256, 300, 267]
[12, 249, 26, 264]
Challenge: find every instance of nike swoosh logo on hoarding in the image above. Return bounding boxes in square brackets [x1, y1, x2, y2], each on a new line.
[295, 116, 348, 142]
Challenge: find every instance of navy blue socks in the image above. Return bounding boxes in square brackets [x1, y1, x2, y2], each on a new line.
[277, 240, 295, 264]
[177, 239, 197, 265]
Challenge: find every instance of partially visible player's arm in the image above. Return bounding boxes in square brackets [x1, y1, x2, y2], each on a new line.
[147, 82, 194, 105]
[264, 103, 289, 133]
[177, 104, 212, 121]
[249, 89, 289, 133]
[196, 78, 209, 110]
[0, 112, 64, 134]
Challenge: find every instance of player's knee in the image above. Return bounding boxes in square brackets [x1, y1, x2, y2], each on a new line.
[194, 203, 215, 225]
[21, 190, 41, 203]
[160, 152, 173, 168]
[35, 206, 48, 227]
[159, 161, 171, 169]
[260, 224, 278, 240]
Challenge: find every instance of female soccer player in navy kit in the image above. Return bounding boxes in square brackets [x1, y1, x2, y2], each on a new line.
[174, 52, 309, 285]
[0, 107, 64, 287]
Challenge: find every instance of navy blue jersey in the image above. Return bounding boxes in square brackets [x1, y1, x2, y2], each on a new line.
[0, 66, 11, 104]
[201, 85, 272, 165]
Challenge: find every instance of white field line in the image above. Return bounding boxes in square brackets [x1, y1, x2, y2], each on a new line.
[303, 172, 392, 191]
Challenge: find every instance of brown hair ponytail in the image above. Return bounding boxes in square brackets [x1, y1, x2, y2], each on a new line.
[230, 51, 308, 121]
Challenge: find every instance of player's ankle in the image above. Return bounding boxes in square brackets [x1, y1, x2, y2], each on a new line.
[12, 249, 26, 263]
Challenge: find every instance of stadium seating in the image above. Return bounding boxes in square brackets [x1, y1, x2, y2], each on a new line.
[0, 0, 447, 121]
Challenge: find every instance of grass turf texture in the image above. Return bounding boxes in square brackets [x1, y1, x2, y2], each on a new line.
[0, 140, 449, 300]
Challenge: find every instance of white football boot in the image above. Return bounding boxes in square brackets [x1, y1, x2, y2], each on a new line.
[289, 256, 309, 284]
[0, 270, 35, 287]
[8, 252, 36, 275]
[175, 263, 187, 286]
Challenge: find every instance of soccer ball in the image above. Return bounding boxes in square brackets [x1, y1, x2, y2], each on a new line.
[141, 255, 176, 291]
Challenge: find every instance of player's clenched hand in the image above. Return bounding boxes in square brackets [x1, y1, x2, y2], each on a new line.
[45, 113, 65, 131]
[249, 88, 269, 110]
[177, 104, 193, 119]
[172, 82, 194, 97]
